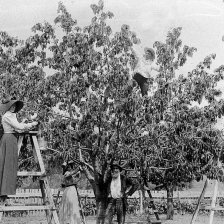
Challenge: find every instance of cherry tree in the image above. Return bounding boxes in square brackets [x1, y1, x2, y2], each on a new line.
[24, 1, 142, 223]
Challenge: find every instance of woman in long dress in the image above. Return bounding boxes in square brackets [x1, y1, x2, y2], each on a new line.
[59, 161, 82, 224]
[0, 98, 38, 204]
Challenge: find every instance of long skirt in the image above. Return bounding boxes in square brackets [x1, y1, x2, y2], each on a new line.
[0, 133, 18, 196]
[59, 185, 81, 224]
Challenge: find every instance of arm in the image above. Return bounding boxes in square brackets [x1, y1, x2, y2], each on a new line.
[125, 177, 139, 196]
[80, 165, 95, 185]
[3, 113, 37, 130]
[151, 64, 160, 72]
[103, 163, 112, 183]
[64, 168, 80, 178]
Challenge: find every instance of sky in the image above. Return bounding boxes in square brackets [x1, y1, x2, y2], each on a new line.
[1, 0, 224, 128]
[0, 0, 224, 72]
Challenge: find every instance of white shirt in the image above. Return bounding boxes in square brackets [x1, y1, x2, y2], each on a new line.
[110, 175, 122, 199]
[134, 56, 154, 78]
[131, 45, 159, 79]
[2, 111, 33, 133]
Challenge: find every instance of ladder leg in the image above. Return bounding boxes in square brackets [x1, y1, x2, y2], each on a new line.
[17, 135, 24, 156]
[145, 189, 160, 220]
[31, 136, 45, 174]
[40, 179, 51, 223]
[209, 179, 218, 224]
[40, 177, 60, 224]
[75, 185, 86, 224]
[190, 178, 209, 224]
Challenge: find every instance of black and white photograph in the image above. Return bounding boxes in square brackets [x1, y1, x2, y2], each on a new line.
[0, 0, 224, 223]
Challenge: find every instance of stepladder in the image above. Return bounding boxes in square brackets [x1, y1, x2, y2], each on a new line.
[0, 131, 60, 224]
[190, 177, 224, 224]
[144, 188, 162, 224]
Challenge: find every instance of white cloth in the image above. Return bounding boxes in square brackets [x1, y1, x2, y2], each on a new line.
[131, 44, 159, 79]
[134, 56, 153, 79]
[59, 186, 81, 224]
[110, 175, 122, 199]
[2, 111, 34, 133]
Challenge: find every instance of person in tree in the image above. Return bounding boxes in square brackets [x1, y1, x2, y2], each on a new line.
[104, 161, 139, 224]
[0, 98, 38, 204]
[59, 160, 82, 224]
[132, 47, 159, 96]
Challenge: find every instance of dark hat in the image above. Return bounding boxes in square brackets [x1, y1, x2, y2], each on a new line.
[62, 160, 76, 175]
[144, 47, 155, 60]
[111, 160, 127, 171]
[0, 98, 24, 113]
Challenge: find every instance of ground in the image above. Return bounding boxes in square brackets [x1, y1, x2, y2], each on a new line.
[2, 214, 224, 224]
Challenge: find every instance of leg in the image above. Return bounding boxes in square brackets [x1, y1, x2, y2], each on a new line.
[116, 198, 125, 224]
[105, 199, 115, 224]
[141, 81, 149, 96]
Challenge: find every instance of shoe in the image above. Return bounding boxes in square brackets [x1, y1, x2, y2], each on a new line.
[0, 195, 7, 206]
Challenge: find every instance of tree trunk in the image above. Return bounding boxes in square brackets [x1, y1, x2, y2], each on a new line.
[93, 182, 108, 224]
[96, 197, 107, 224]
[166, 185, 174, 220]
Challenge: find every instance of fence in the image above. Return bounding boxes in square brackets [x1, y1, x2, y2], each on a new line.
[11, 188, 224, 199]
[3, 188, 224, 217]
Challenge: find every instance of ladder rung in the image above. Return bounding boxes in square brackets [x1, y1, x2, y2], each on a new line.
[0, 205, 56, 211]
[18, 131, 39, 135]
[17, 171, 45, 176]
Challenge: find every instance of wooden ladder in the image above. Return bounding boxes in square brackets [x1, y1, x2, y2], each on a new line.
[145, 188, 161, 224]
[190, 178, 224, 224]
[0, 131, 60, 224]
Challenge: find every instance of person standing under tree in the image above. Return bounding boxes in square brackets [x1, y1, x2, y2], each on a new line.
[104, 161, 139, 224]
[0, 98, 38, 204]
[59, 160, 82, 224]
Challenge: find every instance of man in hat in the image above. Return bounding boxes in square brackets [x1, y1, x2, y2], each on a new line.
[133, 47, 159, 96]
[104, 161, 139, 224]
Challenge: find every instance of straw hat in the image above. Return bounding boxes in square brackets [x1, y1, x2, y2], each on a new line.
[0, 98, 24, 113]
[144, 47, 155, 60]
